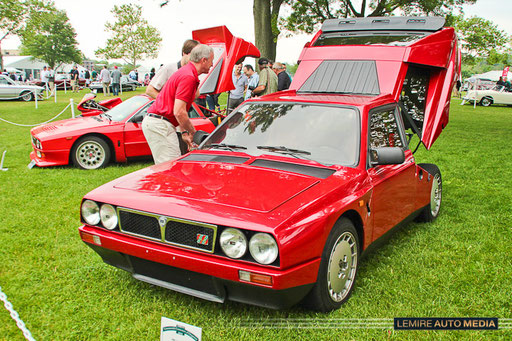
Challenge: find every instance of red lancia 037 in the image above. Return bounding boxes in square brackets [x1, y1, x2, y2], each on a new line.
[79, 18, 459, 311]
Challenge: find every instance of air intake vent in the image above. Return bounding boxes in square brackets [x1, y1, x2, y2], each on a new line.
[298, 60, 380, 95]
[181, 154, 249, 164]
[250, 159, 335, 179]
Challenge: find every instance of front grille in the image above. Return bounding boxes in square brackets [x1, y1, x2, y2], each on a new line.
[117, 207, 217, 253]
[165, 220, 215, 252]
[119, 210, 161, 240]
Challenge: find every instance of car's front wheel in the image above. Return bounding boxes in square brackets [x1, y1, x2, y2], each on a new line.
[480, 97, 492, 106]
[303, 218, 359, 312]
[416, 163, 442, 222]
[20, 91, 34, 102]
[72, 136, 111, 170]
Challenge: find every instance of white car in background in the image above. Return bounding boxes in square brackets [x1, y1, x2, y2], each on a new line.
[0, 74, 44, 101]
[463, 85, 512, 107]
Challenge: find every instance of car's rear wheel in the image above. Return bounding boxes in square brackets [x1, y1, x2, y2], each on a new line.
[480, 97, 492, 106]
[72, 136, 111, 170]
[20, 91, 34, 102]
[416, 163, 442, 222]
[303, 218, 359, 312]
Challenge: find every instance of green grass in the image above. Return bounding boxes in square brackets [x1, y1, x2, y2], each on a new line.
[0, 92, 511, 340]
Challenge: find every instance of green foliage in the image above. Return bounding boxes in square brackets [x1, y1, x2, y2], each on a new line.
[95, 4, 162, 69]
[0, 93, 511, 339]
[20, 8, 83, 69]
[453, 15, 509, 65]
[281, 0, 477, 34]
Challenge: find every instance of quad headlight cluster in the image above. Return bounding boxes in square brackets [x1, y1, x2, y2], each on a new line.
[31, 136, 42, 149]
[81, 200, 118, 230]
[220, 228, 278, 265]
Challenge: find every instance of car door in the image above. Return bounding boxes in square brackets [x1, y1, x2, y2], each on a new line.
[367, 105, 417, 242]
[123, 103, 152, 158]
[0, 76, 16, 98]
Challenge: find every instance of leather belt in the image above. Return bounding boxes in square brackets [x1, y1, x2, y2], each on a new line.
[148, 113, 171, 123]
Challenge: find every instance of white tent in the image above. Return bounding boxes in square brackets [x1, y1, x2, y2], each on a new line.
[473, 70, 507, 82]
[4, 55, 89, 79]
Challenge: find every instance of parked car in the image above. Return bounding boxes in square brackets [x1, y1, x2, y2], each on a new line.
[30, 74, 87, 90]
[29, 95, 221, 169]
[89, 75, 139, 93]
[78, 19, 457, 311]
[0, 74, 44, 101]
[463, 85, 512, 106]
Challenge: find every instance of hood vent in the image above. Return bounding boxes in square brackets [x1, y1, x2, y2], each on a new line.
[181, 154, 249, 164]
[250, 159, 335, 179]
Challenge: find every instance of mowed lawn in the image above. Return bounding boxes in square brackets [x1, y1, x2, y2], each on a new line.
[0, 90, 511, 340]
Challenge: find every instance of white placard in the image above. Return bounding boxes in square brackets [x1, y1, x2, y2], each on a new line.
[160, 317, 202, 341]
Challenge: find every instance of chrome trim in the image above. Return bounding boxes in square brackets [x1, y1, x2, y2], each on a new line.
[116, 206, 217, 253]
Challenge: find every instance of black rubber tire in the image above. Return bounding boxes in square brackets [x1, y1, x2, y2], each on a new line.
[303, 218, 360, 312]
[415, 163, 442, 222]
[71, 136, 111, 170]
[480, 97, 492, 107]
[20, 91, 34, 102]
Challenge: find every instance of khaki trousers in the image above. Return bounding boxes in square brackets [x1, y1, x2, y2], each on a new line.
[142, 115, 181, 164]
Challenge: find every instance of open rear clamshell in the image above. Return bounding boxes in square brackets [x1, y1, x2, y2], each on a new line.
[192, 26, 260, 95]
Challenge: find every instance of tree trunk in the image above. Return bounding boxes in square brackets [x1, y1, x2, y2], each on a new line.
[253, 0, 276, 62]
[0, 41, 3, 71]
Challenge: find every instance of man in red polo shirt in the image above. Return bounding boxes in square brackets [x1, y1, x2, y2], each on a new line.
[142, 44, 214, 164]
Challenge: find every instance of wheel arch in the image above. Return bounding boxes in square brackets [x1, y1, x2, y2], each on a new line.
[338, 209, 364, 252]
[69, 133, 115, 164]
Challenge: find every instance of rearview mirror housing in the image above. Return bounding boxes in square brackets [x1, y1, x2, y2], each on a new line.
[370, 147, 405, 166]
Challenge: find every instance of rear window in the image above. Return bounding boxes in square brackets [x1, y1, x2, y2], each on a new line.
[313, 32, 427, 47]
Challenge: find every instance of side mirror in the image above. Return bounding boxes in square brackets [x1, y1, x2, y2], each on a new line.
[370, 147, 405, 166]
[193, 130, 209, 145]
[131, 114, 144, 123]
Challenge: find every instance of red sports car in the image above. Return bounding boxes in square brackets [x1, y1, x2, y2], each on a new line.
[79, 18, 459, 311]
[29, 95, 220, 169]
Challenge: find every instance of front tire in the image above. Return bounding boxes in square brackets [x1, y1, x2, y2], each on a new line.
[20, 91, 34, 102]
[303, 218, 359, 312]
[416, 163, 442, 222]
[72, 136, 111, 170]
[480, 97, 492, 107]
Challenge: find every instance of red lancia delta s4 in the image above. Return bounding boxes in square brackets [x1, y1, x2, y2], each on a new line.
[79, 18, 460, 311]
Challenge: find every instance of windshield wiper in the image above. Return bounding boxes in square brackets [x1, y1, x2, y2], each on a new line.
[207, 143, 247, 151]
[101, 113, 112, 121]
[257, 145, 311, 156]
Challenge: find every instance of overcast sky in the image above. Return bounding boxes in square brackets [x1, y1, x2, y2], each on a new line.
[3, 0, 512, 68]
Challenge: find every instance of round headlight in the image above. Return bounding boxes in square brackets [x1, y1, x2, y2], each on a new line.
[220, 228, 247, 259]
[249, 233, 278, 265]
[81, 200, 100, 225]
[100, 204, 118, 230]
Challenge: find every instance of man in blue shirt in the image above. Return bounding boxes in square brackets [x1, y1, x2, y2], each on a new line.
[227, 63, 248, 113]
[243, 64, 259, 100]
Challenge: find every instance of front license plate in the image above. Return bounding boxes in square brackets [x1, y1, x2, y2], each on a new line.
[27, 160, 36, 169]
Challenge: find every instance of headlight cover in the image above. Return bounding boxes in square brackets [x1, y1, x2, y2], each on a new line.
[220, 228, 247, 259]
[249, 233, 278, 265]
[100, 204, 118, 230]
[81, 200, 100, 226]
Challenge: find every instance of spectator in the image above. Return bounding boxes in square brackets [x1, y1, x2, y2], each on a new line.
[146, 39, 199, 99]
[142, 44, 214, 164]
[69, 66, 79, 93]
[41, 66, 49, 90]
[273, 62, 291, 91]
[84, 69, 91, 87]
[99, 65, 111, 96]
[111, 66, 122, 96]
[47, 67, 55, 94]
[91, 69, 98, 81]
[129, 69, 137, 81]
[243, 64, 259, 100]
[227, 63, 248, 113]
[206, 93, 220, 111]
[252, 58, 278, 97]
[150, 67, 155, 80]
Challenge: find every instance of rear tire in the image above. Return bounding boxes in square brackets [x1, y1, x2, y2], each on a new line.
[71, 136, 111, 170]
[416, 163, 442, 222]
[480, 97, 492, 107]
[303, 218, 359, 312]
[20, 91, 34, 102]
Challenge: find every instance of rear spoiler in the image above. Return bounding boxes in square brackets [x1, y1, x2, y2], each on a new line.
[320, 16, 445, 34]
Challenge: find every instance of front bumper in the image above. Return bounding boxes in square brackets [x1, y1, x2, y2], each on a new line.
[79, 225, 320, 309]
[30, 149, 69, 167]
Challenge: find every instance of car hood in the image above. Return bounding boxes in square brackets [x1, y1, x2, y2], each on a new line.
[111, 158, 322, 213]
[31, 115, 117, 139]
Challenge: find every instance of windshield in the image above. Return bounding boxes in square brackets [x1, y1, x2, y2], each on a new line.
[105, 95, 150, 122]
[201, 102, 359, 166]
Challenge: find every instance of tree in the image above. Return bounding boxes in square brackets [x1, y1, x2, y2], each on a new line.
[0, 0, 52, 70]
[281, 0, 477, 34]
[20, 9, 82, 69]
[253, 0, 285, 62]
[452, 15, 509, 65]
[95, 4, 162, 69]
